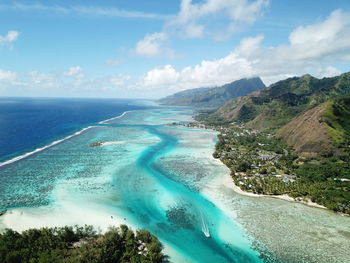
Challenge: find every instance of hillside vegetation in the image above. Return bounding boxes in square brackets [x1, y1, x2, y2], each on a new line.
[323, 96, 350, 148]
[158, 77, 265, 107]
[215, 72, 350, 155]
[196, 72, 350, 213]
[0, 225, 164, 263]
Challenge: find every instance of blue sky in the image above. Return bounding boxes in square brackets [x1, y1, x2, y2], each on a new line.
[1, 0, 350, 98]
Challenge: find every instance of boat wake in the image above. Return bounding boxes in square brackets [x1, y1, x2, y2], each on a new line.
[201, 212, 210, 238]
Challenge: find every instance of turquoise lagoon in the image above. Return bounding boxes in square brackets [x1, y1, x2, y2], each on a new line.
[0, 106, 349, 263]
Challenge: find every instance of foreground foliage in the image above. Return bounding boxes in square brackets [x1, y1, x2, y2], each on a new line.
[0, 225, 165, 263]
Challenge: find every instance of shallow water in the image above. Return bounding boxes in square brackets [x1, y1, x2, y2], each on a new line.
[0, 106, 349, 263]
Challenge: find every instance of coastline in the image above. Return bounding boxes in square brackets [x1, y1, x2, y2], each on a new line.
[0, 110, 132, 168]
[0, 182, 133, 233]
[219, 168, 327, 209]
[203, 131, 327, 211]
[0, 126, 96, 168]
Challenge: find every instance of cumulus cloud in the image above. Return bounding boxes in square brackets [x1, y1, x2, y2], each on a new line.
[133, 0, 268, 57]
[29, 71, 59, 89]
[0, 31, 20, 46]
[133, 32, 174, 58]
[143, 65, 180, 89]
[64, 66, 84, 78]
[166, 0, 269, 39]
[1, 69, 59, 90]
[63, 66, 85, 86]
[287, 9, 350, 60]
[0, 69, 18, 87]
[0, 66, 136, 97]
[109, 74, 131, 87]
[139, 9, 350, 92]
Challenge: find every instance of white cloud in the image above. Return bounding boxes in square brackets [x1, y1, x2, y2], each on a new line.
[63, 66, 85, 86]
[133, 0, 268, 58]
[140, 9, 350, 93]
[3, 9, 350, 99]
[143, 65, 180, 89]
[134, 32, 174, 58]
[0, 67, 136, 97]
[317, 66, 342, 78]
[109, 74, 131, 87]
[0, 69, 18, 87]
[286, 9, 350, 60]
[64, 66, 84, 78]
[29, 71, 58, 89]
[166, 0, 269, 39]
[0, 31, 20, 46]
[0, 69, 17, 81]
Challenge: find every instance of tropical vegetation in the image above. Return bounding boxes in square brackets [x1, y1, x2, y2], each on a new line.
[0, 225, 165, 263]
[193, 72, 350, 214]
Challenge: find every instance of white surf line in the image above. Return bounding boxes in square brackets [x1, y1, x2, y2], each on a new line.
[0, 126, 96, 168]
[98, 110, 134, 124]
[0, 110, 135, 168]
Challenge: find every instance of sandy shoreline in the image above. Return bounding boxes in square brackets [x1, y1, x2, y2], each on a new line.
[207, 153, 327, 210]
[189, 121, 329, 211]
[0, 202, 130, 233]
[222, 171, 326, 209]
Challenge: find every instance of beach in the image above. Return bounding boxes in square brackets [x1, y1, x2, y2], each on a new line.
[0, 108, 264, 263]
[0, 107, 349, 263]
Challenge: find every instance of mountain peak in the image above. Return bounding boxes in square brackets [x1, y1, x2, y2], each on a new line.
[158, 77, 266, 107]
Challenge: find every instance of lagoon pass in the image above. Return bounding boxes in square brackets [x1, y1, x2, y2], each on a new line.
[0, 106, 349, 263]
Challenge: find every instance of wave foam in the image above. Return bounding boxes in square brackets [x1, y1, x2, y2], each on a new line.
[0, 126, 96, 168]
[98, 110, 133, 124]
[0, 110, 134, 168]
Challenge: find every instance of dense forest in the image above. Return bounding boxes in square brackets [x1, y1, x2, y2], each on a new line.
[0, 225, 165, 263]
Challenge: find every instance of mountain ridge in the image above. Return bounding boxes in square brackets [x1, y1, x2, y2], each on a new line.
[214, 72, 350, 155]
[158, 77, 266, 107]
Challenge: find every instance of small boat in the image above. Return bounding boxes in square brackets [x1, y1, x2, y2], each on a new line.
[204, 231, 211, 238]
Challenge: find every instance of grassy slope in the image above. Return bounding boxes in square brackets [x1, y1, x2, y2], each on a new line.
[200, 73, 350, 213]
[277, 103, 334, 156]
[323, 96, 350, 148]
[215, 72, 350, 154]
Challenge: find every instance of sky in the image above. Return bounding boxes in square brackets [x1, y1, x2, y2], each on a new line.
[1, 0, 350, 99]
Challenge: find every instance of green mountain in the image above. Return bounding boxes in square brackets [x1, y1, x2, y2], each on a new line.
[215, 72, 350, 155]
[158, 77, 265, 107]
[196, 72, 350, 213]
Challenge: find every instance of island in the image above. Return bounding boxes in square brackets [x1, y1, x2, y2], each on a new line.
[88, 142, 104, 147]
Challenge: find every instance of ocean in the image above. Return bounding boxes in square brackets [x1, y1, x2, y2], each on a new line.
[0, 97, 148, 163]
[0, 99, 349, 263]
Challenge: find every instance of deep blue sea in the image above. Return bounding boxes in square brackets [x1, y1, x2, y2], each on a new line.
[0, 97, 148, 162]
